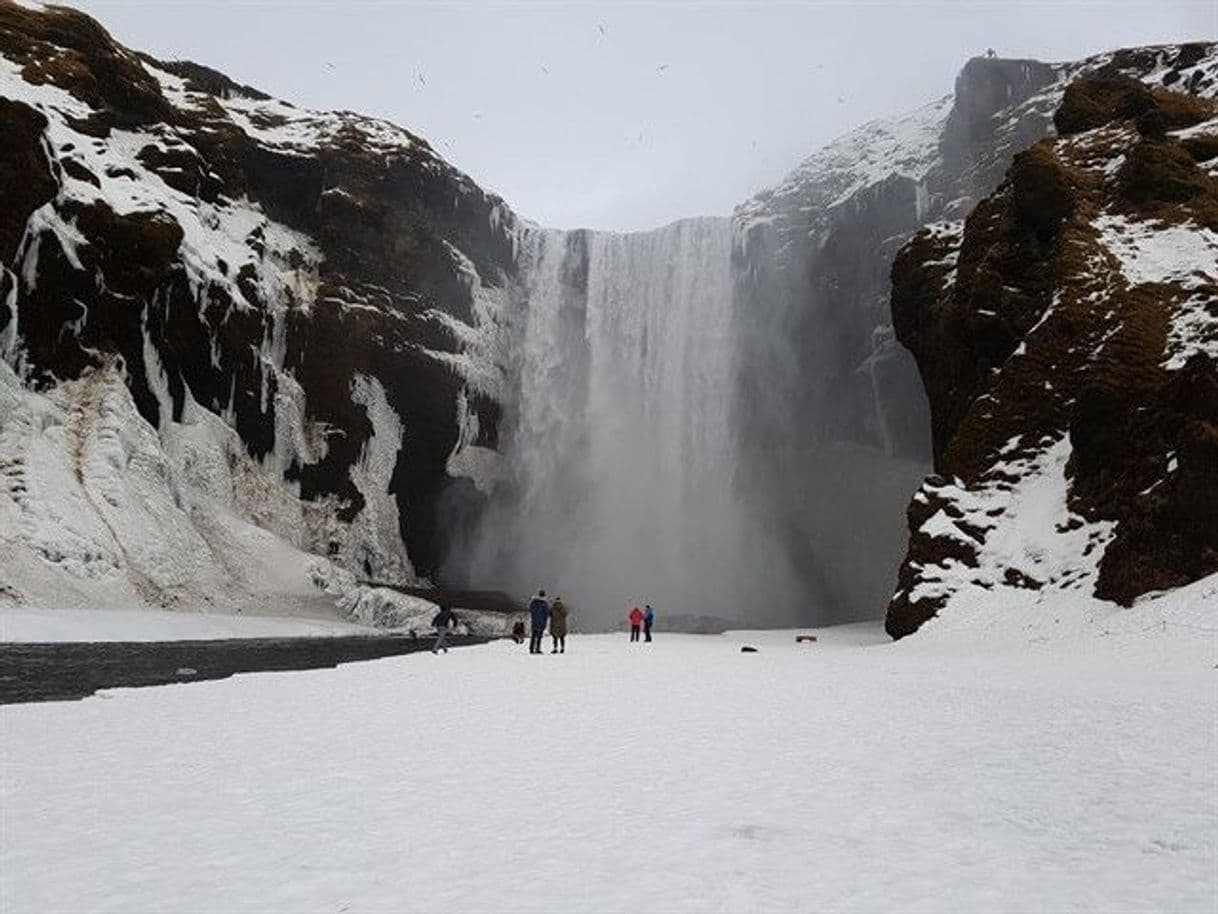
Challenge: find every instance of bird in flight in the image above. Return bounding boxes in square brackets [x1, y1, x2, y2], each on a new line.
[540, 65, 549, 75]
[598, 23, 607, 37]
[416, 72, 426, 87]
[657, 64, 669, 72]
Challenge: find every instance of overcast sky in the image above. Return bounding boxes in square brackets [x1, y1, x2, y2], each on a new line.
[74, 0, 1215, 231]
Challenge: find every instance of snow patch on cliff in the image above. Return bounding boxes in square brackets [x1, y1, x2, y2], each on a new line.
[1, 57, 322, 318]
[0, 359, 361, 619]
[447, 390, 500, 495]
[1096, 214, 1218, 290]
[906, 437, 1115, 608]
[920, 220, 965, 291]
[1094, 213, 1218, 369]
[1164, 292, 1218, 370]
[345, 375, 415, 584]
[219, 94, 420, 157]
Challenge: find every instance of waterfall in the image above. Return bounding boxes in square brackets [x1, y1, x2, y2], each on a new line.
[468, 218, 802, 627]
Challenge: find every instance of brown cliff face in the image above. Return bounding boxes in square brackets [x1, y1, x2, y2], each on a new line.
[887, 69, 1218, 638]
[0, 1, 516, 583]
[732, 43, 1213, 624]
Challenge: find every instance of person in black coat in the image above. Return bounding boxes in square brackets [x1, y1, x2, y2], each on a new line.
[527, 590, 550, 654]
[432, 604, 459, 654]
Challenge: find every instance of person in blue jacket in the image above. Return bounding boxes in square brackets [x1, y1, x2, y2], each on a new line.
[528, 589, 550, 654]
[643, 604, 656, 642]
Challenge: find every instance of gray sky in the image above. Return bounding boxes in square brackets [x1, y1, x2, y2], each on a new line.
[75, 0, 1216, 231]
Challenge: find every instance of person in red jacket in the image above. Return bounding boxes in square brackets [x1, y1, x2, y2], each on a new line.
[628, 605, 644, 642]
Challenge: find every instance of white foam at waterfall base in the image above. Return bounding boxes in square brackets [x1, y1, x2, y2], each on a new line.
[474, 219, 804, 627]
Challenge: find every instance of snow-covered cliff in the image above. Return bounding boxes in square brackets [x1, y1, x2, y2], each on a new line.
[887, 56, 1218, 637]
[2, 0, 1213, 633]
[0, 0, 516, 614]
[729, 42, 1216, 622]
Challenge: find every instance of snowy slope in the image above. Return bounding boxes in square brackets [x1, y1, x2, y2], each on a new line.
[2, 607, 1214, 912]
[735, 93, 953, 241]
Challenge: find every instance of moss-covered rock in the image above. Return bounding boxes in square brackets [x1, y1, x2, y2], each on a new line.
[888, 67, 1218, 636]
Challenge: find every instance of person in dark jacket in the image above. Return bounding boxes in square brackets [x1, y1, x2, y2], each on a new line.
[431, 604, 459, 654]
[549, 597, 569, 653]
[628, 605, 644, 642]
[644, 604, 655, 642]
[528, 590, 550, 654]
[511, 620, 526, 644]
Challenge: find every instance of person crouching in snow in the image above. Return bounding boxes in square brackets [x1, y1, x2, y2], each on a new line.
[644, 604, 655, 642]
[628, 605, 644, 642]
[511, 620, 526, 644]
[549, 597, 569, 653]
[528, 589, 550, 654]
[431, 604, 459, 654]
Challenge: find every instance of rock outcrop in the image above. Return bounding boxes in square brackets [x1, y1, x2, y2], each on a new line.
[732, 42, 1216, 623]
[887, 55, 1218, 637]
[0, 1, 515, 610]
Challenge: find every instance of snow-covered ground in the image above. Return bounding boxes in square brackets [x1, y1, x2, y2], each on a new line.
[0, 607, 376, 642]
[3, 609, 1214, 913]
[0, 597, 522, 642]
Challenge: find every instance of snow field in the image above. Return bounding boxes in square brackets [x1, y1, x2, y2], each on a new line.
[2, 622, 1214, 913]
[0, 607, 376, 642]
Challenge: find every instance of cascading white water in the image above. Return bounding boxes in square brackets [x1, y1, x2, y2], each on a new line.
[470, 218, 803, 627]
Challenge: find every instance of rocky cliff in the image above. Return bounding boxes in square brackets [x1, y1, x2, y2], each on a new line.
[731, 43, 1216, 622]
[886, 50, 1218, 637]
[0, 1, 515, 613]
[3, 0, 1214, 629]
